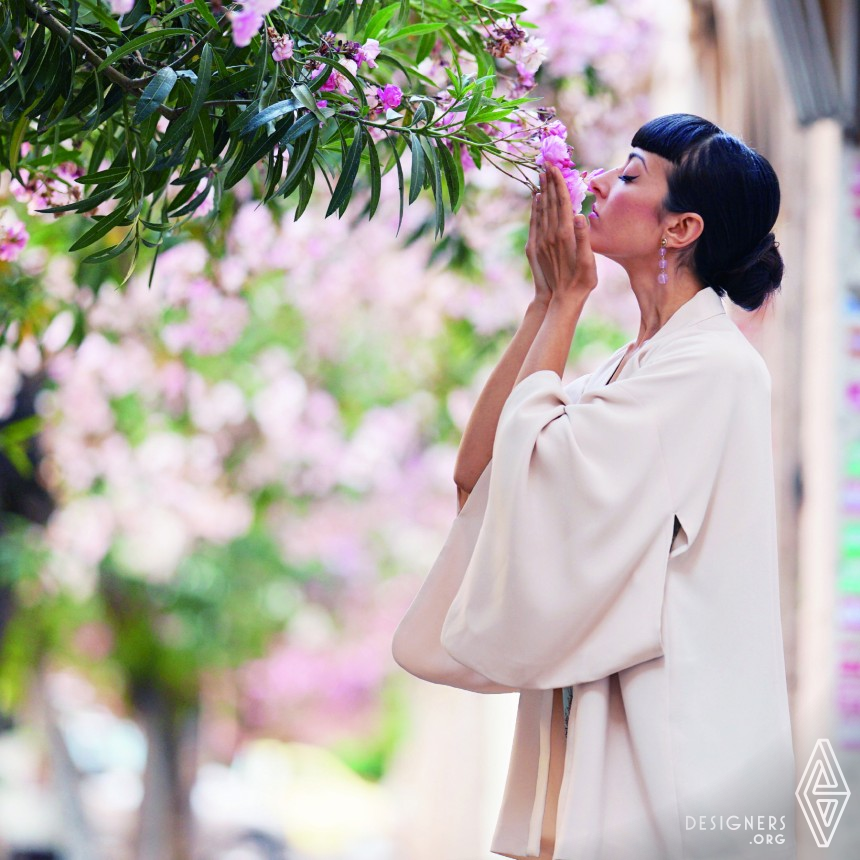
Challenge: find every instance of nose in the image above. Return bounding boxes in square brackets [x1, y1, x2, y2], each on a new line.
[588, 167, 614, 198]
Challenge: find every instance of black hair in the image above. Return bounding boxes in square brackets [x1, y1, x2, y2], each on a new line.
[630, 113, 783, 312]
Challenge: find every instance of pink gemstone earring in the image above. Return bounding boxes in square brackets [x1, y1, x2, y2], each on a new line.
[658, 238, 668, 285]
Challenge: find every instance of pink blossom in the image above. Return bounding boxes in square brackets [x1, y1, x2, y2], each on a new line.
[514, 61, 536, 91]
[356, 38, 381, 70]
[541, 118, 568, 140]
[561, 166, 589, 213]
[230, 8, 264, 47]
[272, 35, 294, 62]
[508, 36, 548, 73]
[0, 218, 29, 262]
[377, 83, 402, 110]
[535, 135, 573, 169]
[316, 99, 328, 109]
[10, 161, 86, 216]
[107, 0, 134, 13]
[229, 0, 284, 45]
[315, 58, 357, 94]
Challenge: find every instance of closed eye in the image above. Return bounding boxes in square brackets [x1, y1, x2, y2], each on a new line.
[619, 174, 637, 183]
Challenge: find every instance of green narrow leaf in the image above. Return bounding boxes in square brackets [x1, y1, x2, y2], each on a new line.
[77, 0, 122, 36]
[184, 42, 213, 123]
[9, 113, 30, 175]
[394, 0, 410, 31]
[380, 23, 446, 44]
[416, 30, 436, 65]
[332, 0, 357, 32]
[192, 111, 214, 163]
[294, 163, 316, 220]
[463, 88, 486, 125]
[77, 165, 131, 185]
[453, 139, 466, 197]
[97, 30, 195, 71]
[408, 133, 424, 205]
[155, 37, 212, 155]
[426, 138, 445, 238]
[366, 133, 381, 219]
[437, 138, 461, 212]
[291, 83, 325, 119]
[0, 24, 27, 102]
[81, 224, 137, 264]
[241, 98, 301, 136]
[169, 165, 211, 186]
[192, 0, 220, 29]
[68, 199, 137, 253]
[275, 123, 319, 199]
[134, 67, 178, 124]
[355, 0, 376, 32]
[326, 125, 365, 217]
[171, 177, 213, 217]
[364, 2, 399, 40]
[34, 181, 124, 215]
[280, 111, 320, 146]
[384, 133, 405, 236]
[264, 147, 284, 201]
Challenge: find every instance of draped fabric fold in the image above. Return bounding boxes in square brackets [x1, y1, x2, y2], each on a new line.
[440, 335, 737, 690]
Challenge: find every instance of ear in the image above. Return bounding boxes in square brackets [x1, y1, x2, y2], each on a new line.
[664, 212, 704, 251]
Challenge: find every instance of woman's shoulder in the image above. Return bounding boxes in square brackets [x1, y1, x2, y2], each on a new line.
[641, 318, 771, 392]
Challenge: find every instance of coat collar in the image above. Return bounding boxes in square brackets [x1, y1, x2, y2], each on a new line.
[593, 288, 727, 388]
[646, 286, 726, 346]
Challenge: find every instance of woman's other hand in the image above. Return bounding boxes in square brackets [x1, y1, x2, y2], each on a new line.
[535, 164, 598, 304]
[526, 191, 552, 307]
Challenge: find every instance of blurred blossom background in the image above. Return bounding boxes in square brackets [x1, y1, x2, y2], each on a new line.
[2, 0, 858, 857]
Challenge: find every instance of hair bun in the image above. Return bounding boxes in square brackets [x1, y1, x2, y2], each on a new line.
[713, 233, 783, 312]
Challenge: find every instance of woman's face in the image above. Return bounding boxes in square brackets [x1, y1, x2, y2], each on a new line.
[585, 147, 675, 264]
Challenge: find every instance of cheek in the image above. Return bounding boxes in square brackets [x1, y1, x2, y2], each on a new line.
[612, 193, 657, 223]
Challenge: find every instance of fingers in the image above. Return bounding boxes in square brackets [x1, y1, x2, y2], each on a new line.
[573, 213, 597, 287]
[546, 165, 558, 235]
[527, 191, 538, 256]
[556, 166, 574, 233]
[538, 170, 548, 237]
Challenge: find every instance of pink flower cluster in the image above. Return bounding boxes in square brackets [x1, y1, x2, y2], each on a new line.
[9, 145, 90, 217]
[229, 0, 283, 48]
[535, 120, 603, 215]
[0, 216, 28, 262]
[308, 36, 379, 96]
[363, 82, 403, 120]
[265, 25, 294, 62]
[107, 0, 134, 14]
[161, 277, 249, 356]
[314, 58, 359, 95]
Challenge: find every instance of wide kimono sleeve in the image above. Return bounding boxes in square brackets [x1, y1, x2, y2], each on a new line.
[439, 339, 739, 689]
[391, 371, 594, 693]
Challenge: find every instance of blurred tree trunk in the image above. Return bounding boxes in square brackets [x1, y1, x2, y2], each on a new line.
[31, 667, 103, 860]
[135, 683, 199, 860]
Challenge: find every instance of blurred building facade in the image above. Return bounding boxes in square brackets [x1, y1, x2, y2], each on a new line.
[687, 0, 860, 855]
[388, 1, 860, 858]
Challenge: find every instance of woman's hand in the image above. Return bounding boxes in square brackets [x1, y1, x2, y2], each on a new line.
[526, 191, 552, 307]
[534, 164, 598, 303]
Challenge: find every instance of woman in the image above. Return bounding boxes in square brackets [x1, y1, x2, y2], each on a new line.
[391, 114, 796, 859]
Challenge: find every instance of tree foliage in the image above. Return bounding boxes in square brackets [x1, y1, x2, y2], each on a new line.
[1, 0, 548, 281]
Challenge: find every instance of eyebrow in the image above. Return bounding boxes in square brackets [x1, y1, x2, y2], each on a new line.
[627, 152, 649, 173]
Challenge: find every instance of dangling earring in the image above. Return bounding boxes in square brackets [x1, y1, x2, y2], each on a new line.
[658, 238, 668, 285]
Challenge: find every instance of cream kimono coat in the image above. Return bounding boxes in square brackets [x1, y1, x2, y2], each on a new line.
[392, 287, 797, 860]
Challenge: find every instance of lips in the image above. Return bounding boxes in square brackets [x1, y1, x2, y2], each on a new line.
[589, 205, 600, 220]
